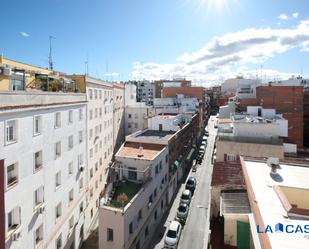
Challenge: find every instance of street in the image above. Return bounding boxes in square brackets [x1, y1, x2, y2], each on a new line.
[150, 116, 217, 249]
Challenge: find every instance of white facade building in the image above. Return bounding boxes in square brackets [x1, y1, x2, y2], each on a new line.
[83, 76, 114, 238]
[0, 92, 87, 249]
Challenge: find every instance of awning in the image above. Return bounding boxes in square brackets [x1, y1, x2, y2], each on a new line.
[173, 160, 180, 169]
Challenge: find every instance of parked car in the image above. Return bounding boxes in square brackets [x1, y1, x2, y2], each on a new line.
[199, 145, 206, 151]
[185, 176, 197, 193]
[177, 203, 189, 222]
[180, 189, 192, 205]
[204, 131, 209, 136]
[201, 140, 207, 146]
[164, 220, 182, 249]
[202, 135, 208, 141]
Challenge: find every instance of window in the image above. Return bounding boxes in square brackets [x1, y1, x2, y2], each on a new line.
[56, 234, 62, 249]
[68, 110, 73, 124]
[107, 228, 113, 241]
[99, 90, 102, 99]
[79, 178, 84, 191]
[138, 209, 142, 221]
[95, 162, 98, 171]
[79, 131, 83, 143]
[55, 142, 61, 158]
[54, 112, 61, 128]
[155, 164, 159, 175]
[95, 180, 98, 189]
[34, 186, 44, 207]
[88, 89, 93, 99]
[154, 210, 157, 220]
[128, 167, 137, 181]
[94, 89, 98, 99]
[78, 154, 84, 166]
[7, 207, 20, 231]
[134, 123, 138, 129]
[11, 76, 24, 91]
[99, 158, 102, 166]
[128, 114, 132, 118]
[69, 189, 74, 204]
[6, 163, 18, 188]
[5, 120, 17, 144]
[35, 224, 43, 245]
[34, 151, 43, 171]
[79, 202, 84, 214]
[68, 161, 73, 176]
[99, 108, 102, 117]
[34, 116, 42, 135]
[95, 108, 98, 118]
[145, 226, 149, 237]
[154, 188, 157, 198]
[227, 154, 237, 161]
[55, 202, 62, 221]
[90, 188, 93, 198]
[89, 110, 93, 120]
[129, 222, 133, 234]
[90, 168, 93, 178]
[68, 135, 74, 150]
[90, 148, 93, 158]
[69, 216, 74, 229]
[100, 174, 102, 182]
[89, 129, 93, 140]
[55, 171, 61, 188]
[79, 109, 83, 121]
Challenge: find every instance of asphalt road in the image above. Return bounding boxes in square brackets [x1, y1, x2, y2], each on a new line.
[150, 116, 217, 249]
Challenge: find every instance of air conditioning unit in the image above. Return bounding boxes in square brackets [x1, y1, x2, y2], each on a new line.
[11, 229, 21, 241]
[3, 67, 11, 76]
[148, 202, 152, 209]
[37, 204, 45, 214]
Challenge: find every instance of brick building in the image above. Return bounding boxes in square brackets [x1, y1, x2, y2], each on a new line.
[237, 85, 304, 148]
[154, 79, 191, 98]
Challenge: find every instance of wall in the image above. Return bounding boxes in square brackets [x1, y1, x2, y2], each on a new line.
[125, 105, 149, 135]
[224, 214, 249, 247]
[216, 140, 284, 162]
[0, 103, 86, 249]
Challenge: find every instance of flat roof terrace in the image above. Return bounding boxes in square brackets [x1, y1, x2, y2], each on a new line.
[116, 141, 165, 160]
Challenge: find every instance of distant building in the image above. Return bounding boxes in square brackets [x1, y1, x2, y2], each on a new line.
[113, 83, 125, 152]
[133, 80, 155, 105]
[216, 106, 288, 162]
[154, 78, 191, 98]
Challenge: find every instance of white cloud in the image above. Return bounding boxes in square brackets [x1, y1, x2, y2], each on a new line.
[130, 19, 309, 85]
[278, 14, 289, 20]
[103, 72, 119, 77]
[20, 31, 30, 37]
[292, 12, 299, 18]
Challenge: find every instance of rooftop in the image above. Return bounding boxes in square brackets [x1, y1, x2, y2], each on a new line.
[211, 161, 245, 187]
[221, 190, 251, 214]
[218, 134, 283, 145]
[116, 141, 165, 160]
[242, 158, 309, 249]
[135, 129, 176, 141]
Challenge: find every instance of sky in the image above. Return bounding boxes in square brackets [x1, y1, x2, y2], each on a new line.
[1, 0, 309, 86]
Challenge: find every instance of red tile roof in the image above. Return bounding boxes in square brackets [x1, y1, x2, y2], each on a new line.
[211, 161, 245, 187]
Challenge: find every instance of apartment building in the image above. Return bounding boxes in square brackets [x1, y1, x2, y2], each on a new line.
[135, 80, 155, 106]
[113, 83, 125, 152]
[0, 57, 87, 249]
[70, 75, 114, 238]
[240, 157, 309, 249]
[216, 106, 288, 162]
[99, 112, 199, 249]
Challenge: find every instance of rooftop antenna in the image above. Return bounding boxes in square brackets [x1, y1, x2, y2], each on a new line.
[49, 35, 56, 70]
[85, 54, 89, 76]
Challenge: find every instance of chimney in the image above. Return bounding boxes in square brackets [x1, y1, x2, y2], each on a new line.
[267, 157, 280, 175]
[138, 146, 143, 158]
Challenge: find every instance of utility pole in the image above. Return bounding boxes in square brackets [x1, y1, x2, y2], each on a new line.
[49, 35, 55, 70]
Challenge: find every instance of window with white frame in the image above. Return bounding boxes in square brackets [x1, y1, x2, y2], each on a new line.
[89, 110, 93, 120]
[78, 154, 83, 166]
[79, 109, 83, 121]
[55, 171, 61, 188]
[79, 131, 83, 143]
[56, 234, 62, 249]
[68, 110, 73, 124]
[5, 120, 17, 144]
[69, 189, 74, 204]
[55, 202, 62, 221]
[34, 186, 44, 207]
[79, 178, 83, 191]
[68, 161, 73, 176]
[34, 151, 43, 171]
[88, 89, 93, 99]
[94, 89, 97, 99]
[35, 224, 43, 245]
[95, 108, 98, 118]
[55, 141, 61, 158]
[69, 216, 74, 229]
[54, 112, 61, 128]
[6, 163, 18, 188]
[7, 206, 20, 231]
[34, 116, 42, 135]
[89, 129, 93, 140]
[68, 135, 73, 150]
